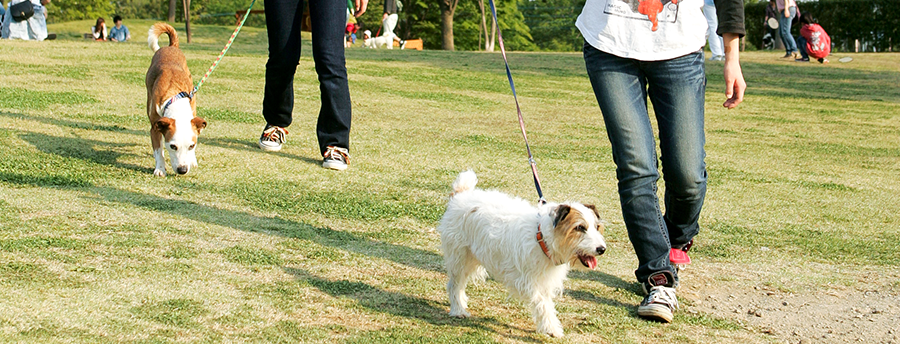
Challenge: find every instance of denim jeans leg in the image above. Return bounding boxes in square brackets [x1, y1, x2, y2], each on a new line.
[779, 7, 798, 54]
[583, 45, 674, 284]
[797, 36, 809, 59]
[644, 51, 707, 249]
[310, 0, 352, 154]
[262, 0, 304, 128]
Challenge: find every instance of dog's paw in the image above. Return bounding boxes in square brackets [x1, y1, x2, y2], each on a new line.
[542, 326, 564, 338]
[153, 168, 166, 177]
[449, 310, 471, 318]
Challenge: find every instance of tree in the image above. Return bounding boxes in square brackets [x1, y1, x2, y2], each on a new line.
[168, 0, 177, 22]
[438, 0, 461, 50]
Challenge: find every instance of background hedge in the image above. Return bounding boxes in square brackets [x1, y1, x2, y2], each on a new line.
[745, 0, 898, 52]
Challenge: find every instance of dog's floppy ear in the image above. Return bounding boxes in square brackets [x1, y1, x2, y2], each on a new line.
[191, 117, 207, 133]
[553, 204, 571, 227]
[155, 117, 175, 133]
[584, 204, 600, 219]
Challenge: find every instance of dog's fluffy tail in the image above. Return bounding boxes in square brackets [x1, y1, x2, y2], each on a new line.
[450, 170, 478, 197]
[148, 22, 178, 52]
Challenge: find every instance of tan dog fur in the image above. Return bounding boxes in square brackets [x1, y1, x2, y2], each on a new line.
[146, 23, 206, 176]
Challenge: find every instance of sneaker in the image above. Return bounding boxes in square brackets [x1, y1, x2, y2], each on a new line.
[795, 57, 810, 62]
[638, 271, 678, 323]
[322, 146, 349, 171]
[259, 125, 288, 152]
[818, 58, 829, 64]
[400, 40, 407, 49]
[792, 51, 802, 59]
[781, 53, 793, 58]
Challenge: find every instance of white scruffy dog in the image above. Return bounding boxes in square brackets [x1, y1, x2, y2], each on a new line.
[437, 171, 607, 337]
[363, 30, 393, 49]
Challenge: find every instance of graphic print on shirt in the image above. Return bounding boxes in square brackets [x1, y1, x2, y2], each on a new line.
[809, 31, 824, 52]
[603, 0, 680, 31]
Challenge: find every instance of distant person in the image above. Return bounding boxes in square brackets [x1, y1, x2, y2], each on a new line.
[1, 0, 51, 41]
[259, 0, 369, 171]
[763, 0, 778, 46]
[108, 15, 130, 42]
[381, 0, 406, 49]
[795, 12, 830, 63]
[702, 0, 724, 61]
[776, 0, 799, 59]
[92, 17, 107, 41]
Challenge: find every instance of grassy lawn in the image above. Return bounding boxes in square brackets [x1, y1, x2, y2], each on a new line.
[0, 20, 898, 343]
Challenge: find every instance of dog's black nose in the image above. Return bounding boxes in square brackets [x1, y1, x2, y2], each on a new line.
[596, 246, 606, 255]
[176, 166, 189, 175]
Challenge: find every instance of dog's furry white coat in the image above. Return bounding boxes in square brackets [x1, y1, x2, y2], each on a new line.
[363, 30, 392, 49]
[437, 171, 607, 337]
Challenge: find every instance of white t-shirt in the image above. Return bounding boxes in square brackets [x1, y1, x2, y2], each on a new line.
[576, 0, 708, 61]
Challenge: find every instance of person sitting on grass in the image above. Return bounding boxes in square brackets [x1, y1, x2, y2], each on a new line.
[91, 17, 107, 41]
[108, 15, 130, 42]
[795, 12, 830, 64]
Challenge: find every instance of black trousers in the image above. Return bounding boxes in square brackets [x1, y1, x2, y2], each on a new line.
[263, 0, 351, 154]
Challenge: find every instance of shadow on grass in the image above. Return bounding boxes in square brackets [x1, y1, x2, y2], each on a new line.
[569, 270, 643, 295]
[0, 112, 144, 136]
[19, 132, 153, 174]
[711, 61, 900, 103]
[0, 112, 325, 168]
[283, 267, 540, 342]
[203, 137, 322, 166]
[563, 289, 638, 318]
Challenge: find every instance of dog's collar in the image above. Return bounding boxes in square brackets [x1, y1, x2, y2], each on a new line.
[161, 91, 193, 114]
[536, 224, 560, 265]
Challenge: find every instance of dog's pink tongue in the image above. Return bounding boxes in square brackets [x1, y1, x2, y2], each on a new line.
[580, 255, 598, 269]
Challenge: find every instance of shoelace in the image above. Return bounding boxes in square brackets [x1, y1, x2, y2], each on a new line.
[262, 126, 287, 143]
[324, 146, 349, 163]
[646, 286, 679, 310]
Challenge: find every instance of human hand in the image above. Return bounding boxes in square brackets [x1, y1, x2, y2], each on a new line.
[353, 0, 368, 17]
[722, 33, 745, 109]
[784, 10, 790, 18]
[383, 13, 388, 21]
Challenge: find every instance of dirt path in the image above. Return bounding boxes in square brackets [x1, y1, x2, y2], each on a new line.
[680, 262, 900, 344]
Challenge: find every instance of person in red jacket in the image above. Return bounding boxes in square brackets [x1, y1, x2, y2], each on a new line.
[795, 12, 831, 63]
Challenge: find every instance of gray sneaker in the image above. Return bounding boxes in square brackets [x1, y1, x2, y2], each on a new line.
[637, 271, 678, 323]
[259, 125, 288, 152]
[322, 146, 349, 171]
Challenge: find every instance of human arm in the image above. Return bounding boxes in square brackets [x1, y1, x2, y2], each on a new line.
[715, 0, 746, 109]
[354, 0, 368, 17]
[722, 33, 745, 109]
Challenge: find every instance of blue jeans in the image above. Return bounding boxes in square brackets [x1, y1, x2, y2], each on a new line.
[583, 45, 707, 286]
[779, 6, 798, 54]
[796, 36, 809, 59]
[263, 0, 352, 154]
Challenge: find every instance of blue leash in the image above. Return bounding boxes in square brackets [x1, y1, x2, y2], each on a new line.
[487, 0, 546, 204]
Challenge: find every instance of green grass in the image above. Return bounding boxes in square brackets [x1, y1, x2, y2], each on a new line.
[0, 20, 898, 343]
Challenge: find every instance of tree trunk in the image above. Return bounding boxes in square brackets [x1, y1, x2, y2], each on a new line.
[488, 18, 495, 52]
[183, 0, 191, 43]
[168, 0, 177, 22]
[440, 6, 454, 50]
[439, 0, 459, 51]
[477, 0, 488, 51]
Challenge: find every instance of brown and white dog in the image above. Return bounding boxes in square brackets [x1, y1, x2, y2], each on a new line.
[146, 23, 206, 177]
[437, 170, 607, 337]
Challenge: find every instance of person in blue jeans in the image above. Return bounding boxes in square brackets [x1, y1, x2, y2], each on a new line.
[776, 0, 800, 58]
[576, 0, 745, 323]
[258, 0, 368, 171]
